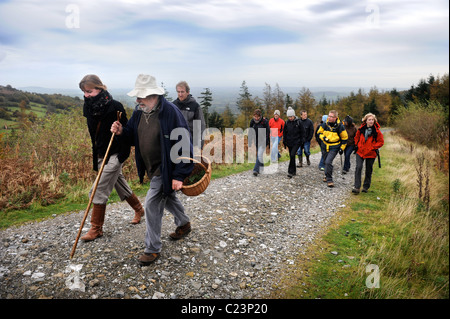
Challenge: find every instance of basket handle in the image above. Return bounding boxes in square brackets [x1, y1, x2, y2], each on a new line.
[176, 156, 209, 172]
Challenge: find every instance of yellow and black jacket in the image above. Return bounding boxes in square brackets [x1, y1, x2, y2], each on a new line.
[317, 117, 348, 152]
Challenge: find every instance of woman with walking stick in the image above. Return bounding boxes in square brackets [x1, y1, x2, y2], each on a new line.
[79, 75, 144, 242]
[352, 113, 384, 194]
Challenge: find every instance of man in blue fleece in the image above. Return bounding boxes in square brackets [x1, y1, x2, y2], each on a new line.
[111, 74, 193, 265]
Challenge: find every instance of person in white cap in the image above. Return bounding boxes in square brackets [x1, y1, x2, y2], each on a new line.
[282, 107, 305, 178]
[269, 109, 285, 162]
[111, 74, 194, 265]
[314, 115, 328, 171]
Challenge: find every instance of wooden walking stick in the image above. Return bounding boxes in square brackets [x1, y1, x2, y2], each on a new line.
[70, 111, 122, 259]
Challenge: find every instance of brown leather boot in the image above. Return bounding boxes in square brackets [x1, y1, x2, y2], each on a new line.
[169, 222, 191, 240]
[81, 204, 106, 242]
[126, 193, 144, 224]
[138, 253, 160, 266]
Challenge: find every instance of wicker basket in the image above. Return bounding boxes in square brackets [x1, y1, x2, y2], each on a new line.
[178, 156, 212, 196]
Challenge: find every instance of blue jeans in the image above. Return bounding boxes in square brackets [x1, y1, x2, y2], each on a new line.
[343, 145, 354, 172]
[319, 143, 326, 169]
[270, 136, 281, 162]
[253, 145, 265, 173]
[297, 141, 311, 157]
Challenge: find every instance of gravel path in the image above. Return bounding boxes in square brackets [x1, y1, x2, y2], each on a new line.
[0, 152, 355, 299]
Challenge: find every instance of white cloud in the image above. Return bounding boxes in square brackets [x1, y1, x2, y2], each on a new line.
[0, 0, 448, 89]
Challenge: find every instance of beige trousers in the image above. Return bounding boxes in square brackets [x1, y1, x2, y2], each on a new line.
[89, 154, 133, 205]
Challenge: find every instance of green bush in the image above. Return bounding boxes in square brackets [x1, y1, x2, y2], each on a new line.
[394, 101, 447, 148]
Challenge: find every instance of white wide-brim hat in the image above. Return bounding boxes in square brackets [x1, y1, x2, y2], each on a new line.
[127, 74, 165, 98]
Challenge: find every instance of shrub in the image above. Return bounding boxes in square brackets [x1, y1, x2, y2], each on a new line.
[394, 101, 447, 148]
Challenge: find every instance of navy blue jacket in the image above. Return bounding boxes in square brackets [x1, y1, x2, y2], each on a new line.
[121, 96, 194, 196]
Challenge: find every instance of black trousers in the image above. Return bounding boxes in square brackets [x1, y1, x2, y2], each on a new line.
[354, 154, 376, 190]
[287, 144, 300, 175]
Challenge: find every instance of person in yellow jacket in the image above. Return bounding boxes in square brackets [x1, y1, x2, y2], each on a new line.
[316, 110, 348, 187]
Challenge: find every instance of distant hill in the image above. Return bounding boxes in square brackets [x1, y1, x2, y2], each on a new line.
[0, 85, 83, 131]
[16, 85, 405, 115]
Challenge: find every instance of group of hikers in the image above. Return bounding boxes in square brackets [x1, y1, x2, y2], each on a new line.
[250, 106, 384, 191]
[79, 73, 384, 266]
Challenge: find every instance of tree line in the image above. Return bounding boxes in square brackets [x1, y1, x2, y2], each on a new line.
[196, 73, 449, 130]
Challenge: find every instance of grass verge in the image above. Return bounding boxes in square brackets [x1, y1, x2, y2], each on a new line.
[272, 131, 449, 299]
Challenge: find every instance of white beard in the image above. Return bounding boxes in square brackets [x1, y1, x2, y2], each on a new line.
[139, 104, 152, 113]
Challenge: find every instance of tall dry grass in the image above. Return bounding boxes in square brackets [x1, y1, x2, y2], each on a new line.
[357, 132, 449, 298]
[0, 109, 138, 211]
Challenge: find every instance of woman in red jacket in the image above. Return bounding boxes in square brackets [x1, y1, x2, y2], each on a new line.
[352, 113, 384, 194]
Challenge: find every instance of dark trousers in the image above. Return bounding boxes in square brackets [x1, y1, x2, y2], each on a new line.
[343, 145, 354, 171]
[323, 148, 339, 182]
[354, 154, 375, 190]
[287, 144, 300, 175]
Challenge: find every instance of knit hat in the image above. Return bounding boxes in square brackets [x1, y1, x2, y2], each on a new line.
[344, 115, 353, 125]
[274, 110, 280, 116]
[322, 115, 328, 122]
[287, 107, 295, 117]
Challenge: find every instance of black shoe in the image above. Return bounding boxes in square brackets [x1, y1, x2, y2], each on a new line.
[287, 173, 293, 178]
[352, 188, 360, 194]
[253, 171, 259, 176]
[362, 188, 368, 193]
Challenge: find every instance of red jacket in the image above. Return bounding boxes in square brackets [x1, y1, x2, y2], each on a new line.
[354, 121, 384, 159]
[269, 117, 285, 137]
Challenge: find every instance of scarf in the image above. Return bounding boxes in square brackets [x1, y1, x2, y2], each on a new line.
[365, 126, 373, 141]
[84, 90, 113, 117]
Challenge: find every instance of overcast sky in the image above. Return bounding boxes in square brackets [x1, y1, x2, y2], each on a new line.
[0, 0, 448, 91]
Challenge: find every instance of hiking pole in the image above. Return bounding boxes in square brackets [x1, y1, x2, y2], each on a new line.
[376, 149, 381, 168]
[70, 111, 122, 259]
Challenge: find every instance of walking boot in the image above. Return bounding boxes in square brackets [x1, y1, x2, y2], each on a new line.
[306, 156, 311, 165]
[297, 155, 303, 167]
[169, 222, 191, 240]
[81, 204, 106, 242]
[126, 193, 144, 224]
[139, 252, 160, 266]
